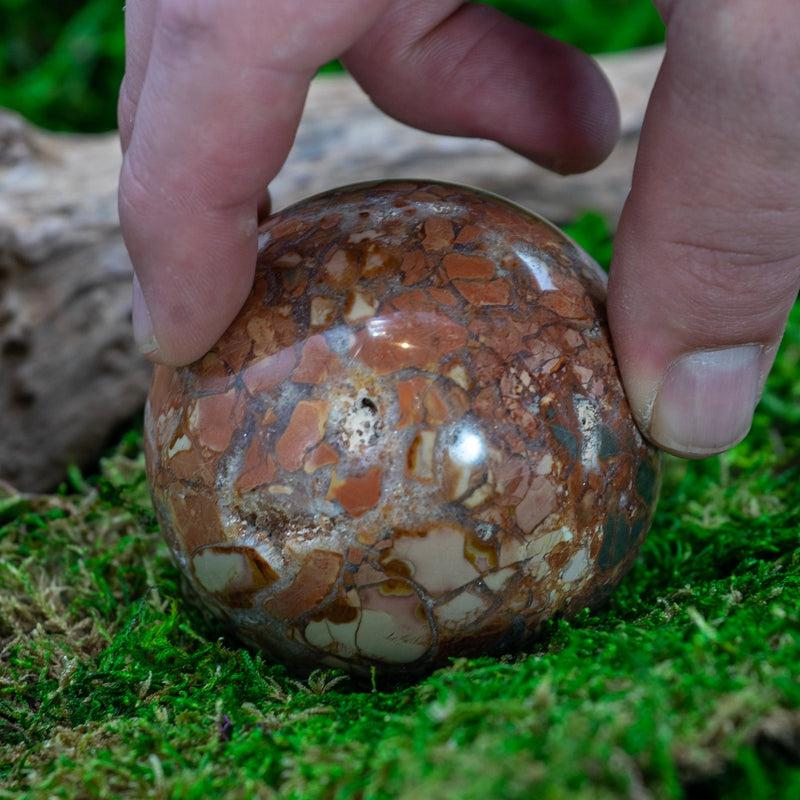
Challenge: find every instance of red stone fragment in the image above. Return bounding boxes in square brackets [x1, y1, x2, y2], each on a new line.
[442, 253, 495, 280]
[452, 278, 511, 306]
[422, 217, 455, 251]
[351, 314, 467, 375]
[292, 335, 340, 385]
[275, 400, 330, 472]
[327, 466, 383, 517]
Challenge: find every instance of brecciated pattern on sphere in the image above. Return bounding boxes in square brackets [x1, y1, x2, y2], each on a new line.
[145, 180, 660, 675]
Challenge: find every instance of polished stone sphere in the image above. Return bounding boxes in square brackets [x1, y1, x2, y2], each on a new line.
[144, 180, 660, 675]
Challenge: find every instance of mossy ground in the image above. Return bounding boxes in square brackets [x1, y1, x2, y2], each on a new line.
[1, 220, 799, 799]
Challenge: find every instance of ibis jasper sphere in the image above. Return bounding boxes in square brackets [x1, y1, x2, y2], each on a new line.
[144, 180, 660, 675]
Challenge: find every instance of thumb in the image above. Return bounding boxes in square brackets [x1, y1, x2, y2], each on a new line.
[608, 0, 800, 458]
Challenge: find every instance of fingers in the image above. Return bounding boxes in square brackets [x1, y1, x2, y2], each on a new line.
[120, 0, 619, 366]
[118, 0, 157, 152]
[120, 0, 390, 365]
[608, 0, 800, 458]
[343, 1, 620, 174]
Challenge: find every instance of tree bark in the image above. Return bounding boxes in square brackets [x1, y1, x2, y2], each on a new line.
[0, 47, 662, 491]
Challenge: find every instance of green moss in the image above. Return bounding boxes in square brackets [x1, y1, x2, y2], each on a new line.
[2, 226, 800, 797]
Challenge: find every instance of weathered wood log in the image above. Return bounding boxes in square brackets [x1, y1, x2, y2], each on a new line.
[0, 46, 662, 491]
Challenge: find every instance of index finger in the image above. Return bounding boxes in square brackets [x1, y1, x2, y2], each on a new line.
[120, 0, 390, 365]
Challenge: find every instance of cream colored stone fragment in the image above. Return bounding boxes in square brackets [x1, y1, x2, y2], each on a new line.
[305, 603, 430, 664]
[268, 485, 293, 495]
[535, 453, 554, 476]
[482, 566, 516, 593]
[193, 549, 246, 594]
[324, 249, 351, 281]
[363, 249, 386, 275]
[274, 251, 302, 267]
[574, 365, 593, 385]
[444, 453, 474, 501]
[310, 296, 338, 327]
[498, 525, 565, 570]
[436, 591, 488, 625]
[463, 482, 493, 509]
[344, 290, 378, 323]
[408, 429, 436, 482]
[348, 229, 379, 243]
[391, 525, 478, 595]
[305, 615, 359, 657]
[167, 434, 192, 459]
[355, 609, 429, 663]
[446, 363, 470, 390]
[562, 548, 589, 583]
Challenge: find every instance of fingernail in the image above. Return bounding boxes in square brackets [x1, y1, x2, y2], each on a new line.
[132, 274, 159, 356]
[649, 345, 763, 457]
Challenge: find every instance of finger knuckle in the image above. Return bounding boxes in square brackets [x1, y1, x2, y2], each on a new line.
[665, 237, 800, 327]
[117, 75, 137, 130]
[157, 0, 217, 43]
[670, 0, 800, 79]
[118, 152, 160, 226]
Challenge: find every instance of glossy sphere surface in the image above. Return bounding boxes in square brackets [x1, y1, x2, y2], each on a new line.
[145, 180, 660, 675]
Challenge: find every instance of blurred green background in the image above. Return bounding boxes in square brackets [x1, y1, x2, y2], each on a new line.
[0, 0, 665, 133]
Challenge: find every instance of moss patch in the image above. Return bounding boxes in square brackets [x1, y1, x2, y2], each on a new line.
[2, 265, 800, 798]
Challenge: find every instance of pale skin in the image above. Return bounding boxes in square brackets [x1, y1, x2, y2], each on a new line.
[119, 0, 800, 459]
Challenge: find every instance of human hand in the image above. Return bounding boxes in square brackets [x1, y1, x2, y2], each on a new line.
[118, 1, 618, 359]
[119, 1, 800, 460]
[608, 0, 800, 457]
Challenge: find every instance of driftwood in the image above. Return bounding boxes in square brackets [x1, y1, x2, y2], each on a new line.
[0, 46, 662, 491]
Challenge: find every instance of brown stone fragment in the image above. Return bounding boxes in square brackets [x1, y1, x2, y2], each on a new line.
[400, 250, 428, 285]
[427, 287, 458, 306]
[246, 308, 298, 358]
[275, 400, 330, 472]
[422, 384, 449, 425]
[363, 243, 400, 277]
[395, 376, 431, 428]
[443, 253, 495, 280]
[196, 351, 233, 393]
[292, 335, 340, 384]
[304, 442, 340, 473]
[241, 346, 297, 394]
[264, 550, 344, 618]
[422, 217, 454, 251]
[236, 440, 277, 492]
[493, 455, 531, 506]
[192, 389, 245, 453]
[149, 365, 179, 421]
[515, 476, 557, 534]
[454, 224, 482, 244]
[538, 291, 589, 319]
[385, 288, 436, 314]
[315, 593, 360, 623]
[168, 439, 218, 485]
[351, 313, 467, 375]
[169, 489, 227, 553]
[327, 466, 383, 516]
[453, 278, 511, 306]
